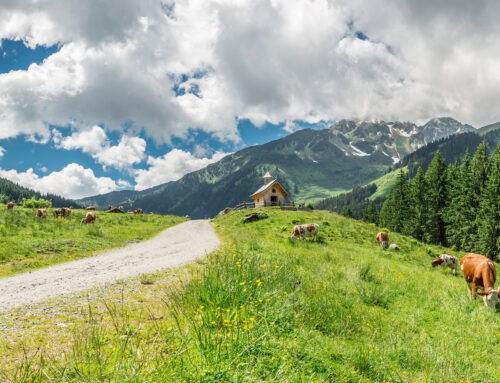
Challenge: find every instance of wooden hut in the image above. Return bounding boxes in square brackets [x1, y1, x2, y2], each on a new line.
[250, 172, 289, 207]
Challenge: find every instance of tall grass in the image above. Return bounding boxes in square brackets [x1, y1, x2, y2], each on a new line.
[6, 208, 500, 382]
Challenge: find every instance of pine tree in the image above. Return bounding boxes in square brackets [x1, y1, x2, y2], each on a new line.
[379, 190, 395, 229]
[410, 166, 427, 241]
[362, 200, 379, 225]
[391, 169, 413, 235]
[445, 152, 475, 250]
[471, 140, 491, 245]
[425, 151, 448, 245]
[477, 145, 500, 258]
[342, 206, 353, 218]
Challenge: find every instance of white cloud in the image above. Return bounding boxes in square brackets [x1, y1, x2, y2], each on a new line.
[57, 126, 146, 169]
[0, 146, 4, 158]
[1, 0, 500, 147]
[134, 149, 229, 191]
[0, 163, 124, 199]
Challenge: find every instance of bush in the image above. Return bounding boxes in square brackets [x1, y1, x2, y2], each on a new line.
[306, 202, 314, 210]
[21, 197, 52, 208]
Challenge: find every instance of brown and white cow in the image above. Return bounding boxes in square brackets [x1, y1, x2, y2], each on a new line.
[81, 211, 96, 224]
[376, 232, 389, 248]
[6, 202, 14, 210]
[460, 253, 500, 309]
[291, 223, 319, 241]
[35, 209, 47, 218]
[86, 206, 96, 211]
[134, 208, 143, 214]
[431, 254, 457, 275]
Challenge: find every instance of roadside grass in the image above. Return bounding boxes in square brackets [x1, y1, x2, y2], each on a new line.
[0, 207, 186, 277]
[5, 207, 500, 382]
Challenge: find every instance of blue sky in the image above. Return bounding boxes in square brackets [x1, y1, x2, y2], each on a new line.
[0, 38, 329, 197]
[0, 0, 498, 199]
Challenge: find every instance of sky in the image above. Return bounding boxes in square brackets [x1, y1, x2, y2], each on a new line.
[1, 0, 500, 199]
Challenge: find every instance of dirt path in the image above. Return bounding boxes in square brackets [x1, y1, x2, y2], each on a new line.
[0, 220, 220, 311]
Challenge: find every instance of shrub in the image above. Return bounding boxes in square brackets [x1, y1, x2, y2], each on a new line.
[22, 197, 52, 208]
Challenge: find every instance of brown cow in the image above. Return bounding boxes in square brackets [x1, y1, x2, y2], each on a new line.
[108, 205, 114, 210]
[86, 206, 96, 211]
[376, 232, 389, 248]
[6, 202, 14, 210]
[81, 211, 96, 224]
[119, 206, 124, 211]
[55, 207, 72, 218]
[134, 208, 143, 215]
[461, 253, 500, 309]
[35, 209, 47, 218]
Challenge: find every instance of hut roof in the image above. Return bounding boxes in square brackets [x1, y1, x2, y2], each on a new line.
[250, 179, 289, 198]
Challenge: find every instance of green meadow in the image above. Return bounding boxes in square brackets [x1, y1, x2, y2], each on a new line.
[0, 206, 186, 277]
[5, 207, 500, 382]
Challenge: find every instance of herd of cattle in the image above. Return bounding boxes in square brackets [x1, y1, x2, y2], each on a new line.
[291, 223, 500, 310]
[4, 202, 149, 225]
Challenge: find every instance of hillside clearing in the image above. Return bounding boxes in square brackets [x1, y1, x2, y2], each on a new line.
[0, 207, 186, 277]
[4, 208, 500, 382]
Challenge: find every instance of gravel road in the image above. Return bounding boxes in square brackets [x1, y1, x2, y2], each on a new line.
[0, 219, 220, 311]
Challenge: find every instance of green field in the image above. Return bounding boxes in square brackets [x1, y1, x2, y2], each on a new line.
[5, 208, 500, 382]
[0, 206, 186, 277]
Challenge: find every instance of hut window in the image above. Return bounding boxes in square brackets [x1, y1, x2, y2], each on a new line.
[272, 188, 276, 193]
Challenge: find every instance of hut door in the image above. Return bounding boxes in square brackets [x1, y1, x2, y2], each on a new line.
[270, 196, 278, 205]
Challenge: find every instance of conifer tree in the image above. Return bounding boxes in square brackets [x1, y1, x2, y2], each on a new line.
[363, 200, 379, 225]
[445, 152, 475, 250]
[425, 151, 448, 245]
[410, 166, 427, 241]
[379, 190, 395, 229]
[477, 145, 500, 258]
[341, 206, 353, 218]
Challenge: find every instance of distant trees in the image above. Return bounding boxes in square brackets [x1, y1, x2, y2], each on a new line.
[379, 142, 500, 259]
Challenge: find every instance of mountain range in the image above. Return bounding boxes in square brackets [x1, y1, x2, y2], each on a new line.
[76, 117, 481, 219]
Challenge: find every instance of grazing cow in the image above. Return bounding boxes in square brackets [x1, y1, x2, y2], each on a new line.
[460, 253, 500, 309]
[6, 202, 14, 210]
[35, 209, 47, 218]
[431, 254, 457, 275]
[134, 208, 143, 214]
[108, 205, 114, 211]
[55, 207, 72, 218]
[119, 206, 124, 211]
[376, 232, 389, 248]
[389, 244, 400, 251]
[86, 206, 96, 211]
[81, 211, 96, 224]
[290, 223, 319, 241]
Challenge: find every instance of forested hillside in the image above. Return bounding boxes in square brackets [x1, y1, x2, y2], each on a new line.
[0, 177, 78, 208]
[380, 142, 500, 258]
[79, 118, 475, 218]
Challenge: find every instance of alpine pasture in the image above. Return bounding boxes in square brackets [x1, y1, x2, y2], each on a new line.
[4, 207, 500, 382]
[0, 205, 185, 277]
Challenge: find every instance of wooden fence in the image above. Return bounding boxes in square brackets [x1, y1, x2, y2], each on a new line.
[233, 201, 303, 211]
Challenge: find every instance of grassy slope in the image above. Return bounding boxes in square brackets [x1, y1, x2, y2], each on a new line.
[368, 167, 406, 201]
[0, 206, 186, 277]
[7, 208, 500, 382]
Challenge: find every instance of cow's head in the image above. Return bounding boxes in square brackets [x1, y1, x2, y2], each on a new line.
[477, 288, 500, 309]
[290, 227, 299, 240]
[431, 257, 444, 267]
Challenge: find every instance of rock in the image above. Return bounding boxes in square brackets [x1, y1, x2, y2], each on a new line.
[242, 211, 268, 223]
[217, 207, 233, 217]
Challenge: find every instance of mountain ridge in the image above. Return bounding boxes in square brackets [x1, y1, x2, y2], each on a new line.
[77, 117, 480, 218]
